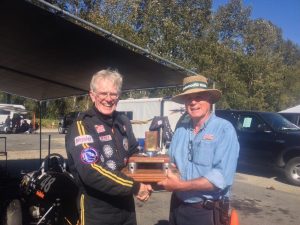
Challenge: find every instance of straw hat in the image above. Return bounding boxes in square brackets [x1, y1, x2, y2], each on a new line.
[172, 75, 221, 104]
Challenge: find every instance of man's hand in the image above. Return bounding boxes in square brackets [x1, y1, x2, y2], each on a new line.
[157, 168, 183, 191]
[158, 169, 216, 192]
[136, 183, 153, 202]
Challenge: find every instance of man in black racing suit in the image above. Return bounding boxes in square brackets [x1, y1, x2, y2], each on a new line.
[66, 69, 152, 225]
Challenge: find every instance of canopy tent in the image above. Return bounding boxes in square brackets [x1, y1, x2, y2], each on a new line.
[0, 0, 195, 168]
[0, 104, 28, 115]
[0, 0, 193, 102]
[279, 105, 300, 126]
[279, 105, 300, 113]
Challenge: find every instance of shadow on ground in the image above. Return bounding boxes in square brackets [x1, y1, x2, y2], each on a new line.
[236, 158, 289, 185]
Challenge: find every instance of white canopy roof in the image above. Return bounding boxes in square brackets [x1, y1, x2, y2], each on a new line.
[279, 105, 300, 113]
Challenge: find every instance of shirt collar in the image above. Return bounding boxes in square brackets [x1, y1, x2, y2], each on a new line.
[189, 112, 216, 132]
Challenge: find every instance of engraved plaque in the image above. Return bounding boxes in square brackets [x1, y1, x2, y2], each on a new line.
[122, 154, 173, 182]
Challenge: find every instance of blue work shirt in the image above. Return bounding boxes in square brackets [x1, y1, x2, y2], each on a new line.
[168, 112, 239, 203]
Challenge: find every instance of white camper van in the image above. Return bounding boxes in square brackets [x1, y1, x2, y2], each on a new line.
[0, 104, 28, 123]
[116, 98, 185, 139]
[0, 104, 30, 133]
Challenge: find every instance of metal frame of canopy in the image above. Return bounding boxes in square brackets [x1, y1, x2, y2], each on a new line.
[0, 0, 196, 166]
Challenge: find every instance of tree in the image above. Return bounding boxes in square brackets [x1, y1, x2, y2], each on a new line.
[22, 0, 300, 112]
[213, 0, 251, 50]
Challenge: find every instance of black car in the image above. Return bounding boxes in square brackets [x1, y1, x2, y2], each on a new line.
[215, 110, 300, 186]
[279, 112, 300, 126]
[58, 112, 79, 134]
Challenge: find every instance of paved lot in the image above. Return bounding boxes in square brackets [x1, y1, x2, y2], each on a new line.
[1, 130, 300, 225]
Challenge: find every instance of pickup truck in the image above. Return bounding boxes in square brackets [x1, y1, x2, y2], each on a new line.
[215, 110, 300, 186]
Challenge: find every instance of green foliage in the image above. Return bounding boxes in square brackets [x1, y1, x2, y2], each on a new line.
[214, 0, 251, 50]
[39, 118, 59, 128]
[41, 95, 91, 119]
[1, 0, 300, 114]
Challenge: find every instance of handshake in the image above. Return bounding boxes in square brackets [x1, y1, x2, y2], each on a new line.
[135, 183, 153, 202]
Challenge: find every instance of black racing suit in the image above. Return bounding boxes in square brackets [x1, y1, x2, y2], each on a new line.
[65, 106, 140, 225]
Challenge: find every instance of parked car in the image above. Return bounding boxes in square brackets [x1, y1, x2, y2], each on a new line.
[0, 123, 12, 133]
[279, 112, 300, 127]
[214, 110, 300, 186]
[0, 119, 38, 134]
[58, 112, 79, 134]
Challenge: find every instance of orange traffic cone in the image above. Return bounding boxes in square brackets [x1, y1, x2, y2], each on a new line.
[230, 208, 239, 225]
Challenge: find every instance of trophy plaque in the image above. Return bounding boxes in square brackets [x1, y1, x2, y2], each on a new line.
[122, 154, 172, 182]
[122, 131, 166, 182]
[122, 131, 177, 182]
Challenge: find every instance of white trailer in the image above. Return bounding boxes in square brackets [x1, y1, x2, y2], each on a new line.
[117, 98, 185, 139]
[0, 104, 28, 125]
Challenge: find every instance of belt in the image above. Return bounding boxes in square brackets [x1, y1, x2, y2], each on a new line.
[182, 199, 219, 210]
[182, 201, 204, 208]
[173, 193, 226, 210]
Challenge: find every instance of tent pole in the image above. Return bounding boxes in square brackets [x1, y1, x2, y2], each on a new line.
[39, 101, 42, 165]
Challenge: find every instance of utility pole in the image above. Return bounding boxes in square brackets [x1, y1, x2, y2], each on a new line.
[208, 78, 216, 112]
[212, 81, 216, 112]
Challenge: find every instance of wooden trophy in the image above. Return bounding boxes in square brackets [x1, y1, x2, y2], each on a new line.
[122, 131, 173, 182]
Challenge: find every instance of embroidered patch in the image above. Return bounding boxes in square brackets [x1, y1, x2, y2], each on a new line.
[123, 138, 129, 151]
[94, 125, 105, 133]
[75, 135, 94, 146]
[106, 160, 117, 170]
[99, 135, 112, 142]
[203, 134, 214, 140]
[100, 154, 105, 163]
[103, 145, 113, 158]
[80, 147, 99, 164]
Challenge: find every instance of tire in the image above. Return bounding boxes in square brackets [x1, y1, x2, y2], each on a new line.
[285, 157, 300, 186]
[3, 199, 22, 225]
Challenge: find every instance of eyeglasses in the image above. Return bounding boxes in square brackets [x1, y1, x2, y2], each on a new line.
[94, 91, 119, 100]
[185, 93, 211, 103]
[188, 139, 193, 162]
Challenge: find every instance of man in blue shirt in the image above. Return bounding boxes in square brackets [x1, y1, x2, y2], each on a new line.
[158, 74, 239, 225]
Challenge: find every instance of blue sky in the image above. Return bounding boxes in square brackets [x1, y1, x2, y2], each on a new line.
[212, 0, 300, 46]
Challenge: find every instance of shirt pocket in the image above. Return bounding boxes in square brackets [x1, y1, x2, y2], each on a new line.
[192, 140, 215, 166]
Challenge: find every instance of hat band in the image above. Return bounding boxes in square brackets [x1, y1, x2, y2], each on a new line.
[183, 81, 207, 92]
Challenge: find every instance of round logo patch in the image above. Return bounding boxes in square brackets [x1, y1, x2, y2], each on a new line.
[106, 160, 117, 170]
[103, 145, 113, 158]
[80, 147, 99, 164]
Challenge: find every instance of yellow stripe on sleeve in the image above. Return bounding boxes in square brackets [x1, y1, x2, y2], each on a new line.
[80, 194, 85, 225]
[76, 121, 89, 148]
[91, 163, 133, 187]
[76, 121, 83, 136]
